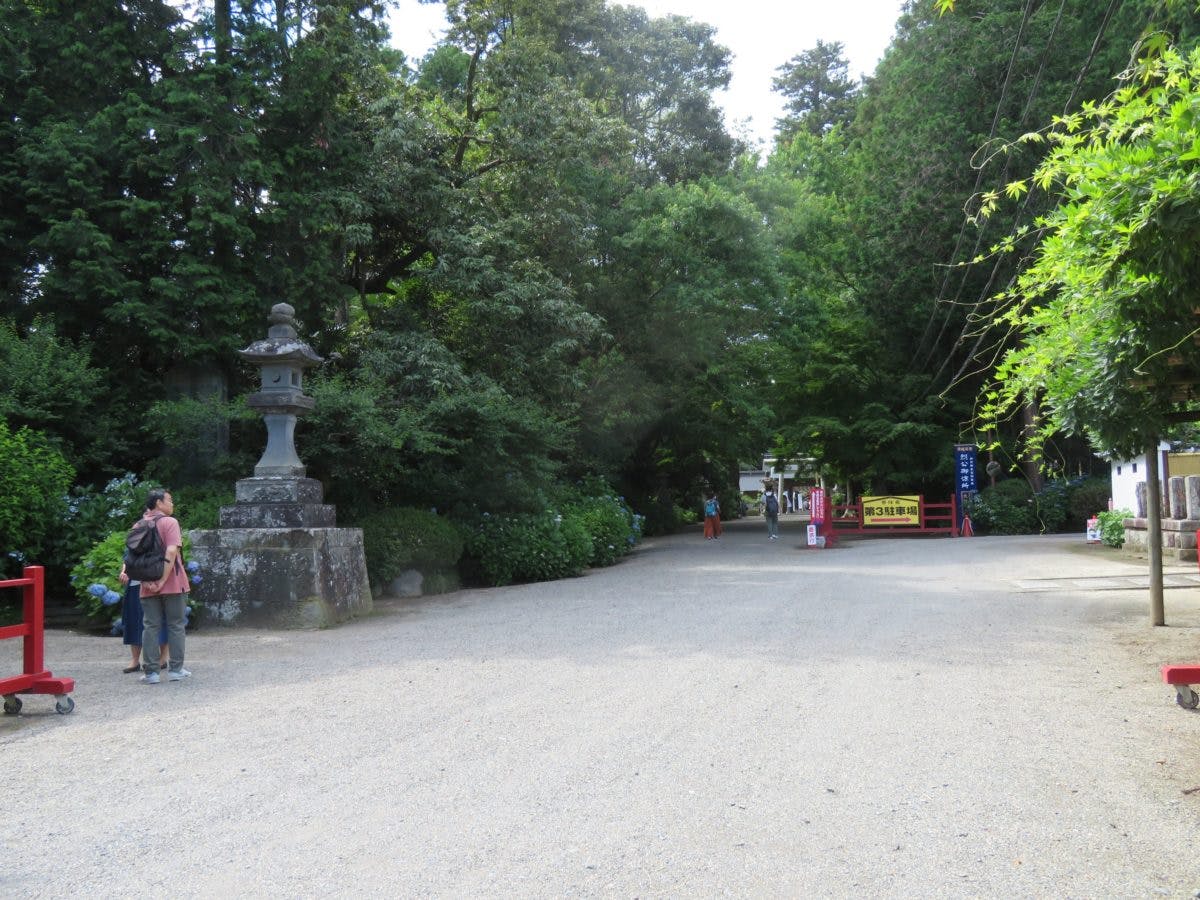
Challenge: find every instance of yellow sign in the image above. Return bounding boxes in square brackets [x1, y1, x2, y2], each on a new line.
[861, 495, 920, 526]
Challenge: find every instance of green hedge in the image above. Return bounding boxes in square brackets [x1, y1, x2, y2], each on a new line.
[464, 510, 593, 586]
[965, 479, 1037, 535]
[357, 507, 464, 588]
[966, 477, 1112, 535]
[1066, 477, 1112, 530]
[563, 491, 640, 568]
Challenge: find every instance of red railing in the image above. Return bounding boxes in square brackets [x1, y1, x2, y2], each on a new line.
[828, 496, 959, 537]
[0, 566, 75, 715]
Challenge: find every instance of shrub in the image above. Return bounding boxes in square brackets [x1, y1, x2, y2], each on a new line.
[173, 482, 235, 530]
[422, 571, 461, 595]
[464, 511, 592, 586]
[357, 507, 464, 588]
[49, 473, 145, 578]
[0, 421, 74, 577]
[965, 479, 1037, 535]
[562, 483, 640, 567]
[1032, 480, 1069, 533]
[0, 317, 112, 473]
[71, 529, 200, 631]
[1098, 508, 1132, 548]
[1066, 477, 1112, 530]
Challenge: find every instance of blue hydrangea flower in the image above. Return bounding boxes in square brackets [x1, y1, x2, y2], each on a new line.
[102, 590, 121, 606]
[186, 561, 200, 573]
[88, 583, 108, 598]
[190, 574, 202, 585]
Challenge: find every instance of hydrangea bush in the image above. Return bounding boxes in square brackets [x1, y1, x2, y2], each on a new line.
[462, 480, 645, 586]
[563, 491, 642, 568]
[72, 529, 200, 633]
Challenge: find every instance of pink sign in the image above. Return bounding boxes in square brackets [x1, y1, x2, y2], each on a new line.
[810, 488, 825, 525]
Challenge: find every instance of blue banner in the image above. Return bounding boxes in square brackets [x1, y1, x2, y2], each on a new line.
[954, 444, 977, 527]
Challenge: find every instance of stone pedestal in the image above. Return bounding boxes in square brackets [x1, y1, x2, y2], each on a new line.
[189, 475, 372, 628]
[1123, 477, 1200, 563]
[220, 476, 336, 528]
[189, 527, 371, 628]
[1121, 516, 1200, 561]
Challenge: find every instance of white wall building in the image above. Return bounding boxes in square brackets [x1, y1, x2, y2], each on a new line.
[1109, 441, 1169, 515]
[738, 457, 817, 497]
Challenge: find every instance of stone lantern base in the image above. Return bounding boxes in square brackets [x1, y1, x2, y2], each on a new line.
[189, 527, 372, 628]
[188, 476, 372, 628]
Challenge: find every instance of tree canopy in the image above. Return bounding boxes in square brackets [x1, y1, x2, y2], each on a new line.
[3, 0, 1196, 550]
[978, 45, 1200, 458]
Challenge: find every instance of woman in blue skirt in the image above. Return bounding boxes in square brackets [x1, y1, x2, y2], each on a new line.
[121, 580, 168, 673]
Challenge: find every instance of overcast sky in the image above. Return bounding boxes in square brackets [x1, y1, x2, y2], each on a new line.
[387, 0, 907, 148]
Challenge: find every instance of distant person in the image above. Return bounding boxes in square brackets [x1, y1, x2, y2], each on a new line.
[120, 578, 168, 674]
[763, 487, 780, 541]
[119, 489, 190, 684]
[703, 492, 722, 540]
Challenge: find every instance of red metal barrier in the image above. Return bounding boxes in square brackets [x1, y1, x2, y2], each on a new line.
[0, 566, 75, 715]
[829, 496, 960, 538]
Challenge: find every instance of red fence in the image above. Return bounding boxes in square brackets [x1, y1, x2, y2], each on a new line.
[828, 496, 959, 537]
[0, 566, 75, 715]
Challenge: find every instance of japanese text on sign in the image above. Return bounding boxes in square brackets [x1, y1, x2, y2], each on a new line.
[954, 443, 978, 528]
[810, 488, 826, 525]
[861, 495, 921, 526]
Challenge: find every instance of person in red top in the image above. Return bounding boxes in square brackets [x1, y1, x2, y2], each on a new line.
[119, 489, 190, 684]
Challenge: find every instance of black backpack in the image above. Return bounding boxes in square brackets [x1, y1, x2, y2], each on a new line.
[124, 515, 166, 581]
[765, 495, 779, 515]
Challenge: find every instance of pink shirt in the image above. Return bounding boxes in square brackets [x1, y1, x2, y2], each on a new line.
[139, 512, 190, 597]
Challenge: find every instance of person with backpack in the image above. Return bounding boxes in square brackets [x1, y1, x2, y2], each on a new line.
[119, 579, 168, 674]
[703, 491, 722, 540]
[118, 489, 190, 684]
[763, 487, 781, 540]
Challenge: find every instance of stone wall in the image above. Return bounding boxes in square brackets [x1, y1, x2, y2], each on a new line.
[1123, 474, 1200, 561]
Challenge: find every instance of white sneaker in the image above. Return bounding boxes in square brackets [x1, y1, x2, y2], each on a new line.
[140, 671, 159, 684]
[167, 668, 191, 681]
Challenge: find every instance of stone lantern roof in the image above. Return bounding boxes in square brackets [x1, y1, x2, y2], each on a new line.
[238, 303, 323, 369]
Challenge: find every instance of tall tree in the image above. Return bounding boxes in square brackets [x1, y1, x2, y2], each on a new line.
[772, 40, 858, 141]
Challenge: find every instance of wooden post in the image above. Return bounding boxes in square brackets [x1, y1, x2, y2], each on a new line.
[1147, 440, 1165, 626]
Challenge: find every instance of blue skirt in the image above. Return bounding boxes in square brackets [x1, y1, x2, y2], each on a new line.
[121, 583, 168, 647]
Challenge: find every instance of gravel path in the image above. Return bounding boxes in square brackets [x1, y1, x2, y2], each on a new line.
[3, 520, 1200, 898]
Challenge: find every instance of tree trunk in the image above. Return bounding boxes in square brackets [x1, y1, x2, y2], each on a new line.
[1020, 401, 1044, 492]
[214, 0, 232, 66]
[1147, 440, 1165, 626]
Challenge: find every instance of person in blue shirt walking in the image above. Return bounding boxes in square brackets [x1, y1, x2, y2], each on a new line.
[703, 492, 722, 540]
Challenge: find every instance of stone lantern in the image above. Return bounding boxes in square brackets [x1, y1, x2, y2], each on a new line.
[188, 303, 372, 628]
[239, 303, 322, 477]
[220, 303, 331, 529]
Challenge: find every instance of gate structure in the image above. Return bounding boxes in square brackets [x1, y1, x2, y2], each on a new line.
[0, 566, 76, 715]
[829, 495, 959, 537]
